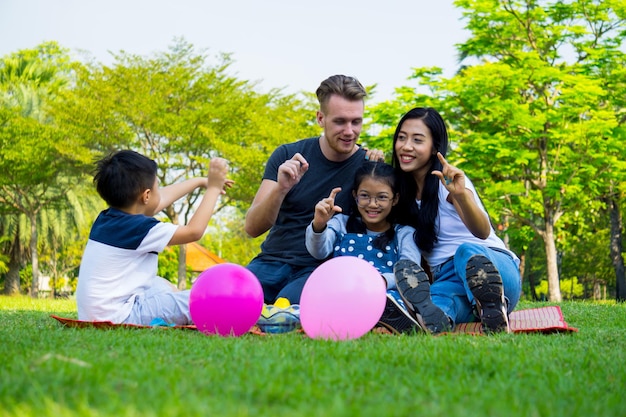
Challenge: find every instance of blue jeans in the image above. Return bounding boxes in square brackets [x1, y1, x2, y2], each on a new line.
[246, 258, 317, 304]
[430, 243, 521, 325]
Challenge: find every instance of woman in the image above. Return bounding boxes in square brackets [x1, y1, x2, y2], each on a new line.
[391, 107, 521, 333]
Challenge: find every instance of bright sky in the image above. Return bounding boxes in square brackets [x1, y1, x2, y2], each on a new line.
[0, 0, 468, 103]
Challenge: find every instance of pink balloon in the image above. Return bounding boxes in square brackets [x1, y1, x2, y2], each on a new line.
[189, 263, 263, 337]
[300, 257, 386, 340]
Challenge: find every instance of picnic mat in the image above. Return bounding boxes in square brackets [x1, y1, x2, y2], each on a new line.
[51, 305, 577, 335]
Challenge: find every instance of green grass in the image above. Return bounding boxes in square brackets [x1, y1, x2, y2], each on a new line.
[1, 297, 625, 417]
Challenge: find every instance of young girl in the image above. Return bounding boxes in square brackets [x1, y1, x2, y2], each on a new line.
[305, 161, 449, 334]
[392, 107, 522, 333]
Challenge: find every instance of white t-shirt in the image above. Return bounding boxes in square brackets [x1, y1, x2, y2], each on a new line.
[76, 208, 178, 323]
[422, 178, 520, 268]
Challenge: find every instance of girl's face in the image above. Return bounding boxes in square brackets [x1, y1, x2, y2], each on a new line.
[352, 177, 398, 232]
[394, 118, 435, 176]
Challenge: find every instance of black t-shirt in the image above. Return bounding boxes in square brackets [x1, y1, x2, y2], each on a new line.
[256, 136, 367, 266]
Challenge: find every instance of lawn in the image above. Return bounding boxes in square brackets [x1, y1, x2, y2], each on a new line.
[0, 296, 624, 417]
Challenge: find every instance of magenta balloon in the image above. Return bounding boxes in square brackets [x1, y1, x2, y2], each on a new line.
[189, 263, 263, 337]
[300, 257, 386, 340]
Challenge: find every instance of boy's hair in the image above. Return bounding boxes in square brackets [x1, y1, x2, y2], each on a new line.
[93, 150, 158, 208]
[316, 75, 367, 113]
[346, 161, 399, 251]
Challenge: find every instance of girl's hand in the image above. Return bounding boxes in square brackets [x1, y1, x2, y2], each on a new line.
[312, 187, 342, 232]
[432, 152, 465, 196]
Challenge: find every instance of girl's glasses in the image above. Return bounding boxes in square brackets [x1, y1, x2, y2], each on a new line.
[355, 193, 391, 207]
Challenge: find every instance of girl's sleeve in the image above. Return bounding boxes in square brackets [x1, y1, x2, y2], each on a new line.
[305, 220, 337, 259]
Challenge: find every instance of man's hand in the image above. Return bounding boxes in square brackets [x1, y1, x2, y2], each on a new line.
[277, 153, 309, 193]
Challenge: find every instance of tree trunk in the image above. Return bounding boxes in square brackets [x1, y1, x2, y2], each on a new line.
[2, 236, 22, 295]
[29, 214, 40, 298]
[178, 243, 187, 290]
[606, 195, 625, 302]
[518, 252, 526, 299]
[543, 221, 562, 302]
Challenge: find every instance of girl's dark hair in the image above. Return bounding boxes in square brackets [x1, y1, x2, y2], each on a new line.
[94, 150, 158, 208]
[391, 107, 449, 252]
[345, 161, 399, 251]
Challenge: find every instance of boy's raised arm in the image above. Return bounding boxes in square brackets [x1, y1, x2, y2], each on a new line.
[168, 158, 230, 246]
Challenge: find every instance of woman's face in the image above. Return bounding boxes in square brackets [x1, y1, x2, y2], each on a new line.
[352, 177, 398, 232]
[394, 118, 435, 175]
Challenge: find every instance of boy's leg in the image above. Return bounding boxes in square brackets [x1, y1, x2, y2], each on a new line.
[125, 277, 191, 325]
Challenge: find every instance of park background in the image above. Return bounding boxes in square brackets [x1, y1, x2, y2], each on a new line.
[1, 0, 625, 304]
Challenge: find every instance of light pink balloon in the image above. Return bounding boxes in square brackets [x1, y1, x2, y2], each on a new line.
[300, 257, 386, 340]
[189, 263, 263, 337]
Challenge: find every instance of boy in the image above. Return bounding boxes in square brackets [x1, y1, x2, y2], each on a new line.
[76, 150, 231, 325]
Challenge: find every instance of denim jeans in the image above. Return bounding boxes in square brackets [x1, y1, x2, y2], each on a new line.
[246, 258, 317, 304]
[429, 243, 521, 325]
[124, 277, 191, 325]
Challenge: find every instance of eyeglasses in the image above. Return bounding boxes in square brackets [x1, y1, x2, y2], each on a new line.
[355, 193, 391, 207]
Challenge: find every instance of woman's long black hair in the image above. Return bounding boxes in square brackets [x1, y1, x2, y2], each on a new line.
[391, 107, 449, 253]
[345, 161, 399, 252]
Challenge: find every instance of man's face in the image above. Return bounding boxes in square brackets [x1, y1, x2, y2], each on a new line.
[317, 94, 364, 157]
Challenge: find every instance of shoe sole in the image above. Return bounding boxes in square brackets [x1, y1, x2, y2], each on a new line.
[466, 255, 510, 333]
[394, 259, 451, 334]
[378, 294, 422, 334]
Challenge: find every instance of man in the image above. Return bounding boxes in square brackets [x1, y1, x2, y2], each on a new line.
[245, 75, 374, 306]
[245, 75, 417, 335]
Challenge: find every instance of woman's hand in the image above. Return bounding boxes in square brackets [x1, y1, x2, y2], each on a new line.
[432, 152, 466, 196]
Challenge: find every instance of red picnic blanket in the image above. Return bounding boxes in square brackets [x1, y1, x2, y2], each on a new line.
[51, 305, 577, 335]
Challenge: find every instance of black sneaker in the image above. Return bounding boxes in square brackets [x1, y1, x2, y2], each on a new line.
[377, 292, 422, 334]
[466, 255, 510, 333]
[394, 259, 452, 334]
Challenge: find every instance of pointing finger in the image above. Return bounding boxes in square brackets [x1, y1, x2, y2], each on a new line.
[328, 187, 341, 200]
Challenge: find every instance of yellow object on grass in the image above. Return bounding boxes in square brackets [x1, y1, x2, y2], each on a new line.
[274, 297, 290, 308]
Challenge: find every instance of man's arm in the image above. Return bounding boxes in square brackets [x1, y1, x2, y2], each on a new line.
[244, 153, 309, 237]
[244, 179, 287, 237]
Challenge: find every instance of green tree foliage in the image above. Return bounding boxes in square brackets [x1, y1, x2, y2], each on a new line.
[0, 42, 93, 296]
